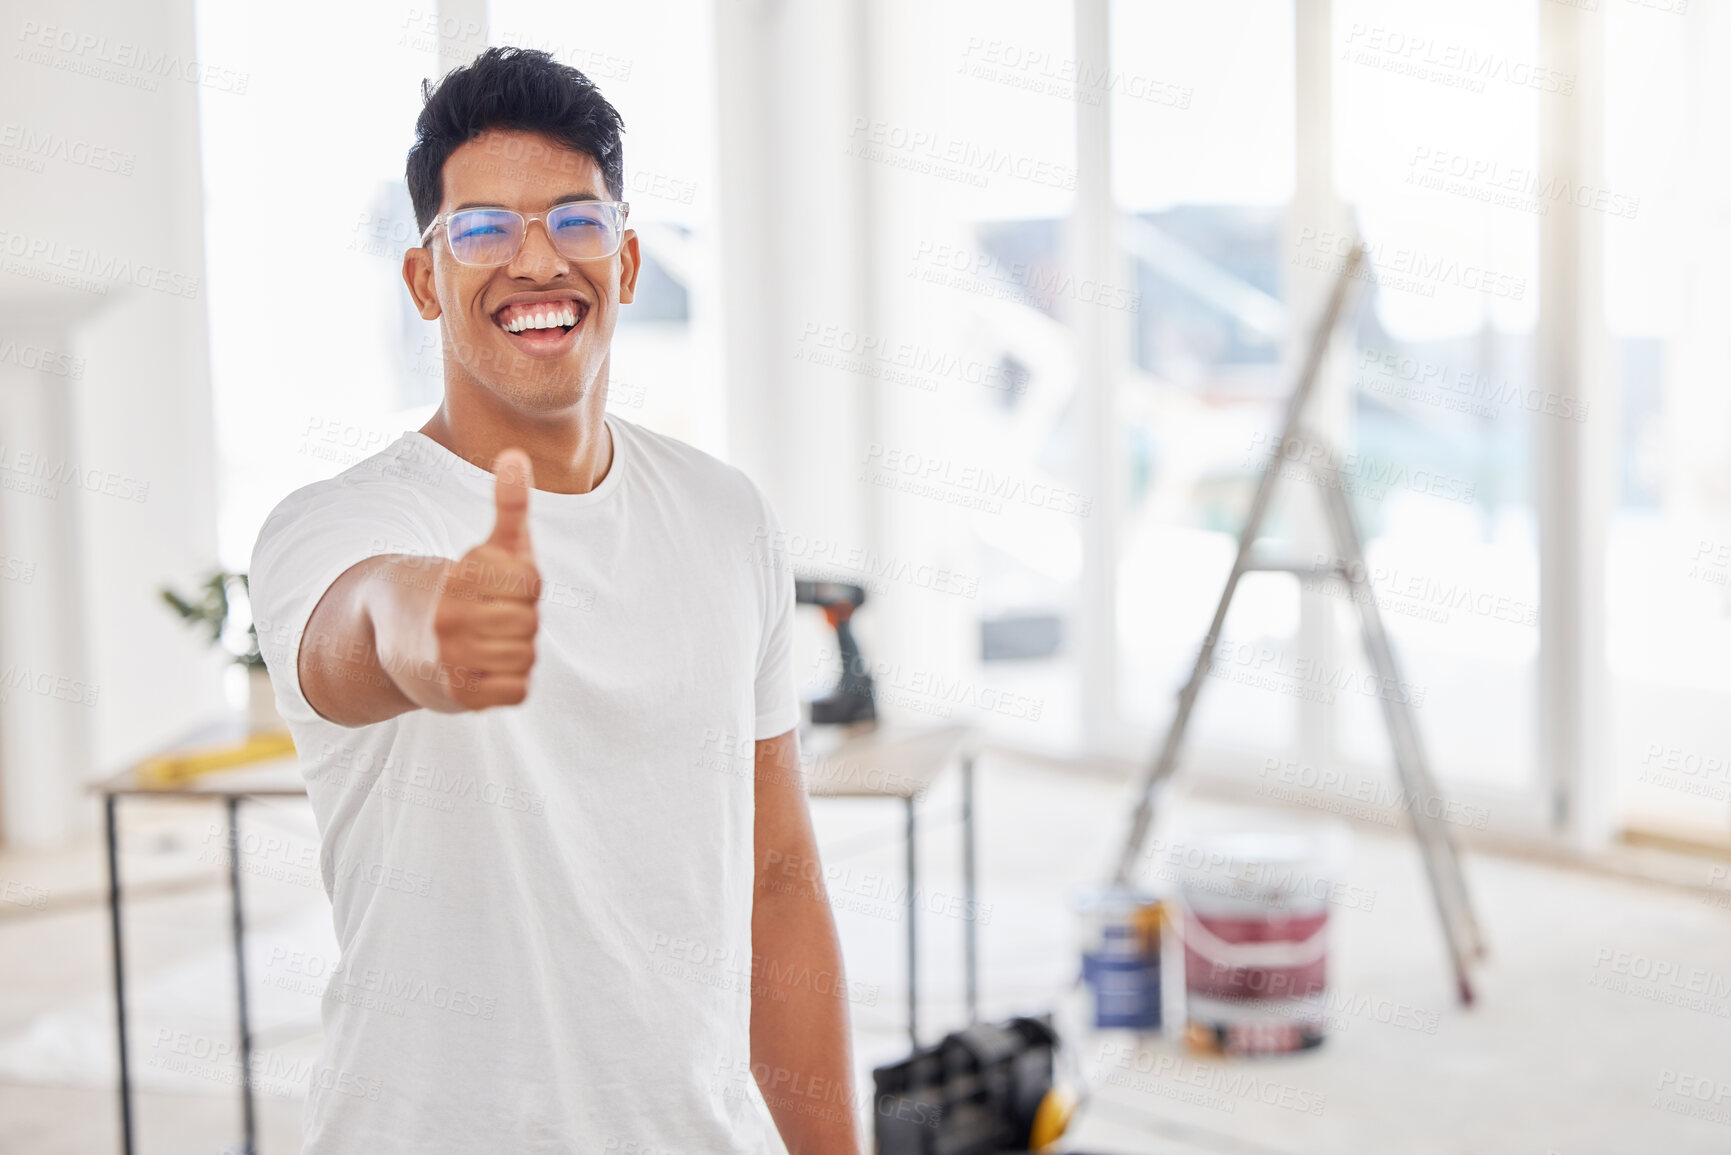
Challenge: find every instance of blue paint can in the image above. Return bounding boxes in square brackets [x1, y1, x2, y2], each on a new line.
[1077, 888, 1163, 1031]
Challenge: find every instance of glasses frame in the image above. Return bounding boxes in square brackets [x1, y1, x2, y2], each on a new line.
[418, 200, 632, 266]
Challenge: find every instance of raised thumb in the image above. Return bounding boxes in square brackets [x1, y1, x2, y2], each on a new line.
[488, 448, 535, 558]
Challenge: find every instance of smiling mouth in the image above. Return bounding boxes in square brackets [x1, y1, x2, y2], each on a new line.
[492, 299, 590, 342]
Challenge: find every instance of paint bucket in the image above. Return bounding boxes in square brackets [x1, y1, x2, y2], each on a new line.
[1076, 887, 1163, 1031]
[1164, 815, 1350, 1055]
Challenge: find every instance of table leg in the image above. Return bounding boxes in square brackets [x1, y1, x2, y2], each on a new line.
[905, 793, 917, 1052]
[227, 796, 257, 1155]
[962, 752, 977, 1025]
[105, 794, 134, 1155]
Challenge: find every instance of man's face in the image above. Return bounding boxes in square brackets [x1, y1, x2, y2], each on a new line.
[403, 128, 639, 412]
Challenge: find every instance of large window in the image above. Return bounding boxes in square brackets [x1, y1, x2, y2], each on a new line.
[1101, 1, 1555, 834]
[1602, 1, 1731, 849]
[1328, 0, 1545, 816]
[1108, 0, 1298, 763]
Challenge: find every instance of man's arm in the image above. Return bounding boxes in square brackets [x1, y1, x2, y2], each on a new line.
[295, 449, 541, 727]
[751, 727, 862, 1155]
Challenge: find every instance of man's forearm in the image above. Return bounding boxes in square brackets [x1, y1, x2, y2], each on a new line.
[750, 884, 862, 1154]
[299, 553, 456, 726]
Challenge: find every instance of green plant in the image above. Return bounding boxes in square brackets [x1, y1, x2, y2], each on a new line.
[160, 570, 265, 669]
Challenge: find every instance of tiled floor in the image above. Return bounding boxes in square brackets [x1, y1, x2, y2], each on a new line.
[3, 751, 1728, 1154]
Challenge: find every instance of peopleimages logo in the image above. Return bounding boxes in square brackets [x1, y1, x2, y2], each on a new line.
[1292, 227, 1526, 302]
[847, 117, 1077, 191]
[1300, 551, 1538, 629]
[743, 525, 980, 600]
[316, 740, 549, 817]
[1588, 947, 1731, 1017]
[0, 228, 201, 299]
[860, 443, 1093, 518]
[0, 122, 135, 175]
[0, 663, 99, 707]
[1340, 23, 1575, 96]
[795, 321, 1025, 396]
[1142, 835, 1377, 913]
[1093, 1042, 1329, 1116]
[14, 20, 250, 94]
[0, 338, 84, 379]
[811, 646, 1045, 722]
[270, 947, 500, 1021]
[909, 239, 1141, 313]
[1357, 345, 1587, 423]
[1258, 757, 1491, 831]
[1205, 633, 1427, 709]
[957, 36, 1194, 109]
[1405, 146, 1640, 220]
[1246, 431, 1478, 506]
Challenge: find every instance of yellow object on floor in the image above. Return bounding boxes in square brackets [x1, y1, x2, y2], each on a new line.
[1029, 1083, 1078, 1150]
[136, 730, 296, 786]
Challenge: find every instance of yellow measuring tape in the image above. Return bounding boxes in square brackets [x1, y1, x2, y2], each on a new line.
[136, 730, 296, 787]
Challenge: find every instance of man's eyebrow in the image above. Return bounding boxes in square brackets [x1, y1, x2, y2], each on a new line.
[450, 192, 604, 212]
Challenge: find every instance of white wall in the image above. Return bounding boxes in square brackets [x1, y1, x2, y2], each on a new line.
[0, 0, 225, 846]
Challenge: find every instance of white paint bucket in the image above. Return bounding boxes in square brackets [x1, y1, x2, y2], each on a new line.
[1159, 813, 1352, 1055]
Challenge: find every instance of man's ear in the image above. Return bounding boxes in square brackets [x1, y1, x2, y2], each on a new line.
[617, 230, 641, 306]
[402, 246, 442, 320]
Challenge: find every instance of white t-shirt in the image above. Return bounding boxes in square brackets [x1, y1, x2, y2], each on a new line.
[249, 412, 799, 1154]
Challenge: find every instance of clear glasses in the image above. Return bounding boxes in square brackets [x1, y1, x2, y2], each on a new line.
[419, 200, 631, 266]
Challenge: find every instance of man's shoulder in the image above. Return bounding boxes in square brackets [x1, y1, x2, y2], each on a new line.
[611, 415, 763, 512]
[255, 436, 441, 545]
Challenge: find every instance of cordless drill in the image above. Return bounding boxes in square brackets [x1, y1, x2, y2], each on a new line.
[795, 579, 876, 726]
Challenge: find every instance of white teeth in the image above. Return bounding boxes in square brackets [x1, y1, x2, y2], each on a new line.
[500, 303, 581, 333]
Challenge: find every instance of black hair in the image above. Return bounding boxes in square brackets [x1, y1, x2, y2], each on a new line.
[406, 46, 625, 232]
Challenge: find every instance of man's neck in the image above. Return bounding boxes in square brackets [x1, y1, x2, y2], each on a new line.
[419, 371, 614, 496]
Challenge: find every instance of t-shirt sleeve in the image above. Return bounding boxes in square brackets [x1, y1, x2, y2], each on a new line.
[749, 482, 801, 741]
[248, 481, 446, 727]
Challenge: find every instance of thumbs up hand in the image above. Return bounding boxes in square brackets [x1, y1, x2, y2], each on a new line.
[485, 447, 535, 562]
[431, 448, 541, 710]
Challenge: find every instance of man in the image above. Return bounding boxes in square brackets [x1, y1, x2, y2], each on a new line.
[250, 46, 860, 1154]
